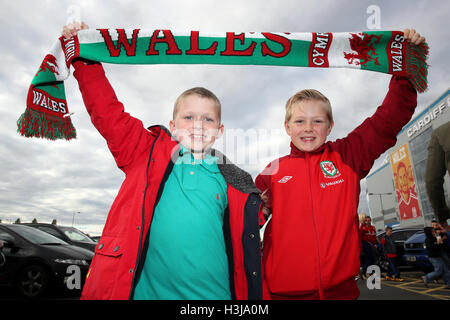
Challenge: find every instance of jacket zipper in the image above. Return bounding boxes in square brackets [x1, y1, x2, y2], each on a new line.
[306, 152, 325, 299]
[128, 128, 161, 299]
[129, 131, 181, 299]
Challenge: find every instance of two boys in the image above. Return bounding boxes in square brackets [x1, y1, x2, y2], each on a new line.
[64, 23, 425, 300]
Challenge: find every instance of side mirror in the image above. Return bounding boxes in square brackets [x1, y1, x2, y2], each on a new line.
[1, 240, 15, 248]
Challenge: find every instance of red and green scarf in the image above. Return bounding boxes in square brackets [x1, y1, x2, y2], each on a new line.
[18, 29, 429, 141]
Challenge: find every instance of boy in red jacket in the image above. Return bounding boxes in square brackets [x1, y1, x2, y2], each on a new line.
[63, 23, 267, 300]
[256, 29, 425, 300]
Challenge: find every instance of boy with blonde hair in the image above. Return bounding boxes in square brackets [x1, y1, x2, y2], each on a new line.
[63, 23, 267, 300]
[256, 29, 425, 300]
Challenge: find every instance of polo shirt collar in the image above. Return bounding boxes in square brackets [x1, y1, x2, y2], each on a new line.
[178, 145, 220, 173]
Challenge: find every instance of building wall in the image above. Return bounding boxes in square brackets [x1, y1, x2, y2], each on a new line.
[366, 89, 450, 232]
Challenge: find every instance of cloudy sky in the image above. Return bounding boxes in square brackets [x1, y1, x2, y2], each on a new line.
[1, 0, 449, 236]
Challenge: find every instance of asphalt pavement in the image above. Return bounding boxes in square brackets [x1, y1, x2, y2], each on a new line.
[1, 270, 449, 301]
[358, 270, 450, 300]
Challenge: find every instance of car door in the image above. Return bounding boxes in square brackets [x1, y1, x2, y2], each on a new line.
[35, 226, 68, 242]
[0, 228, 27, 285]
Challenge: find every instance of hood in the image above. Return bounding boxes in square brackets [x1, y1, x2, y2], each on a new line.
[404, 232, 425, 244]
[38, 243, 94, 260]
[72, 240, 97, 252]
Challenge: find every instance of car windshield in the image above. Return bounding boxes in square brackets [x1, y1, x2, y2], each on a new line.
[59, 226, 95, 243]
[8, 224, 68, 245]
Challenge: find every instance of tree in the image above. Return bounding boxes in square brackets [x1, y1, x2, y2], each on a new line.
[51, 219, 57, 225]
[32, 218, 38, 223]
[14, 218, 21, 224]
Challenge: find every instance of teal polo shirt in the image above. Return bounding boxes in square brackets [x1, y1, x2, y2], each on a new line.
[133, 146, 230, 300]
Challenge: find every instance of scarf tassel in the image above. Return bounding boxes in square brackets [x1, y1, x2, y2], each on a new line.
[405, 41, 429, 93]
[17, 107, 76, 141]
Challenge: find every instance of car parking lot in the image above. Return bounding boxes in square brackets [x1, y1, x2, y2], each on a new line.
[1, 269, 448, 300]
[0, 224, 93, 299]
[358, 270, 450, 300]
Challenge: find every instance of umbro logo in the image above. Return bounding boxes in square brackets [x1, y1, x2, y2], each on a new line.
[278, 176, 293, 183]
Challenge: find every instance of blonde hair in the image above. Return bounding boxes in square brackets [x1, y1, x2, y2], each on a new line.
[285, 89, 333, 124]
[358, 213, 367, 224]
[173, 87, 221, 121]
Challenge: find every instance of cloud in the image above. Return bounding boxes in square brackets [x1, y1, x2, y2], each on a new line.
[0, 0, 449, 236]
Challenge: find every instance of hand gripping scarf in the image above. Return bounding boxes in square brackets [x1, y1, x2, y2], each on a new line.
[18, 29, 428, 140]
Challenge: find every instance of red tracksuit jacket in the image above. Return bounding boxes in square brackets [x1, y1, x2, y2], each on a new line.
[255, 76, 417, 300]
[359, 223, 378, 244]
[72, 61, 268, 300]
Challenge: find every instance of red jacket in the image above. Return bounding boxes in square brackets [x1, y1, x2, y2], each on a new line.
[359, 223, 377, 244]
[73, 61, 268, 300]
[255, 76, 417, 300]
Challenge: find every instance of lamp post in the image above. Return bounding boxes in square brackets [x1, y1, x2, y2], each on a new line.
[72, 211, 80, 227]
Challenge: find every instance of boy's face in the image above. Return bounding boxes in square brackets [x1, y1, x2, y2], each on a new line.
[386, 229, 392, 236]
[169, 94, 224, 155]
[285, 100, 333, 153]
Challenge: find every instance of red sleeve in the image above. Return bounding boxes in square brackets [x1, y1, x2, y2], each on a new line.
[331, 76, 417, 179]
[255, 173, 270, 193]
[73, 61, 156, 173]
[359, 224, 365, 239]
[256, 161, 279, 211]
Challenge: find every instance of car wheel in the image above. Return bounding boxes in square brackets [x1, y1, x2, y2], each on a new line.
[16, 264, 49, 299]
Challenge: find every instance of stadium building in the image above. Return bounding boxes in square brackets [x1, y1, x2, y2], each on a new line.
[366, 89, 450, 232]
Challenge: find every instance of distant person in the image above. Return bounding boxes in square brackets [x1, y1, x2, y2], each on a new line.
[423, 227, 450, 289]
[425, 122, 450, 231]
[431, 219, 450, 267]
[358, 213, 367, 227]
[380, 227, 403, 281]
[359, 216, 379, 279]
[356, 213, 367, 281]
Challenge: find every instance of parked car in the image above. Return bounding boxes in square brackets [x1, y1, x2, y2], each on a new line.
[376, 227, 423, 268]
[403, 230, 450, 273]
[23, 223, 96, 252]
[90, 236, 101, 243]
[0, 224, 93, 299]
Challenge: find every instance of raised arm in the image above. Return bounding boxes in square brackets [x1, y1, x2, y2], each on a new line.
[64, 23, 156, 173]
[333, 29, 424, 178]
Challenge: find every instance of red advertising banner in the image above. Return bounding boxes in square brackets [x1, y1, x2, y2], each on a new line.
[390, 144, 422, 221]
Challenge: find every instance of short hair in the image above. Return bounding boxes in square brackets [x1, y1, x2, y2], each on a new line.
[385, 226, 392, 231]
[173, 87, 221, 121]
[358, 213, 367, 224]
[285, 89, 333, 123]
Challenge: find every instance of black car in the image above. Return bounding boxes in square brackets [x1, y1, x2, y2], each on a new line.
[0, 224, 93, 299]
[90, 236, 101, 243]
[24, 223, 96, 252]
[376, 227, 422, 268]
